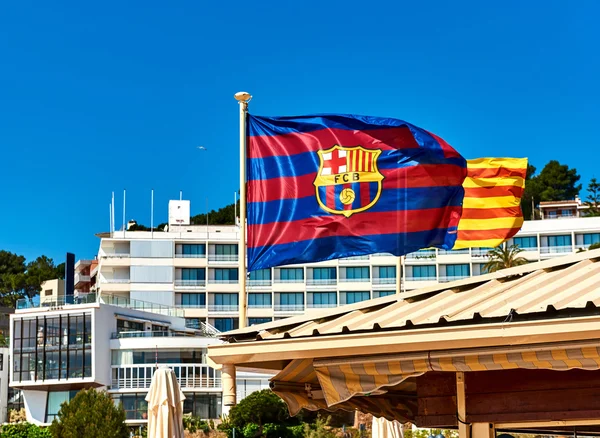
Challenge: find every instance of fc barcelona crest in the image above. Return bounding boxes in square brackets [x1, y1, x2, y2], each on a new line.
[314, 145, 384, 218]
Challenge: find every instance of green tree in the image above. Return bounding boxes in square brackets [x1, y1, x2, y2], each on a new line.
[589, 242, 600, 250]
[0, 422, 51, 438]
[521, 164, 540, 220]
[483, 245, 529, 273]
[49, 389, 128, 438]
[228, 390, 293, 429]
[191, 200, 240, 226]
[585, 177, 600, 217]
[0, 251, 27, 307]
[535, 160, 582, 202]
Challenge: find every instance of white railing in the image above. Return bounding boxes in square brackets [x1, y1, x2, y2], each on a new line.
[405, 251, 436, 260]
[471, 248, 492, 257]
[274, 304, 305, 312]
[371, 253, 394, 257]
[247, 280, 272, 287]
[74, 273, 91, 284]
[175, 253, 206, 258]
[307, 303, 337, 308]
[177, 303, 206, 309]
[540, 245, 573, 254]
[247, 304, 272, 309]
[372, 277, 396, 284]
[439, 275, 469, 282]
[103, 253, 130, 258]
[273, 279, 305, 284]
[208, 305, 239, 312]
[405, 276, 437, 282]
[339, 278, 370, 282]
[306, 279, 337, 286]
[208, 279, 239, 284]
[103, 279, 130, 284]
[438, 249, 469, 255]
[174, 279, 206, 287]
[111, 364, 221, 390]
[340, 256, 370, 262]
[208, 254, 239, 262]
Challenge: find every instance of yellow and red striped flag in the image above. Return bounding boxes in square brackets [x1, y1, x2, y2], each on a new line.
[453, 157, 528, 249]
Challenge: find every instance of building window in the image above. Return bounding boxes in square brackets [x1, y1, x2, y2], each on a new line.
[249, 269, 271, 281]
[378, 266, 396, 278]
[185, 318, 202, 329]
[446, 264, 470, 278]
[412, 265, 436, 279]
[343, 291, 370, 305]
[7, 388, 24, 413]
[177, 293, 206, 308]
[548, 210, 557, 218]
[212, 318, 238, 332]
[374, 291, 395, 298]
[12, 313, 92, 383]
[176, 244, 206, 257]
[513, 236, 537, 249]
[561, 209, 573, 217]
[279, 268, 304, 281]
[213, 293, 238, 307]
[117, 319, 144, 333]
[47, 390, 79, 422]
[248, 293, 272, 308]
[249, 318, 272, 326]
[279, 293, 304, 306]
[181, 268, 206, 281]
[312, 268, 336, 280]
[215, 245, 238, 256]
[214, 269, 238, 282]
[583, 233, 600, 246]
[111, 393, 149, 421]
[548, 235, 572, 247]
[310, 292, 337, 307]
[344, 267, 369, 280]
[183, 393, 222, 419]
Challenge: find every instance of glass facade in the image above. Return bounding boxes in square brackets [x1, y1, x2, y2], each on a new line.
[213, 318, 238, 332]
[548, 235, 572, 247]
[310, 292, 337, 307]
[373, 290, 395, 298]
[312, 268, 336, 280]
[248, 293, 272, 308]
[177, 244, 206, 257]
[343, 291, 370, 305]
[344, 267, 369, 280]
[513, 236, 537, 249]
[215, 244, 238, 256]
[111, 393, 149, 421]
[279, 293, 304, 306]
[412, 265, 436, 278]
[446, 264, 470, 277]
[177, 293, 206, 307]
[378, 266, 396, 278]
[183, 393, 222, 419]
[279, 268, 304, 281]
[12, 313, 92, 382]
[249, 317, 272, 325]
[214, 269, 238, 282]
[112, 349, 207, 365]
[584, 233, 600, 246]
[249, 269, 271, 281]
[213, 293, 238, 307]
[181, 268, 206, 281]
[47, 390, 79, 422]
[117, 319, 144, 333]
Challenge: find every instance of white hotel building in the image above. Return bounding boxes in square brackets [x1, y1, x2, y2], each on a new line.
[96, 200, 600, 331]
[10, 199, 600, 425]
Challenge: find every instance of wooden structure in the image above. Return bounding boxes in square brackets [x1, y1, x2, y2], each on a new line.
[208, 249, 600, 438]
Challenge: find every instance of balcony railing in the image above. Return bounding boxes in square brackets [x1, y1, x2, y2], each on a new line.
[273, 278, 305, 284]
[247, 280, 272, 287]
[371, 253, 394, 257]
[111, 364, 221, 390]
[405, 251, 436, 260]
[111, 330, 208, 339]
[372, 277, 396, 285]
[74, 273, 91, 284]
[174, 279, 206, 287]
[274, 304, 305, 312]
[405, 276, 437, 282]
[471, 248, 492, 257]
[175, 253, 206, 258]
[306, 279, 337, 286]
[176, 302, 206, 309]
[340, 256, 370, 262]
[208, 279, 239, 284]
[103, 279, 130, 284]
[248, 304, 273, 309]
[438, 249, 469, 255]
[540, 245, 573, 254]
[208, 305, 239, 312]
[439, 275, 469, 282]
[17, 293, 98, 310]
[101, 294, 184, 317]
[208, 254, 239, 262]
[102, 253, 130, 258]
[339, 278, 370, 282]
[307, 303, 337, 308]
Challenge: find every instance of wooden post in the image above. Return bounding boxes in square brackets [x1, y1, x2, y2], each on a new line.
[471, 423, 494, 438]
[222, 364, 237, 406]
[456, 372, 470, 438]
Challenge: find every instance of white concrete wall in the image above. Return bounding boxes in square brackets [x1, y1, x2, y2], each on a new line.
[0, 347, 9, 422]
[23, 390, 47, 425]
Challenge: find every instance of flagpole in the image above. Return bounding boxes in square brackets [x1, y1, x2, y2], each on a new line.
[235, 91, 252, 329]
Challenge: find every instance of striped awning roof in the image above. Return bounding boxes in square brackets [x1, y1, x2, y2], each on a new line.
[270, 341, 600, 421]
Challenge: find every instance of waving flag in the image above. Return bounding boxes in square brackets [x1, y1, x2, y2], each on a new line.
[246, 114, 467, 271]
[452, 157, 528, 249]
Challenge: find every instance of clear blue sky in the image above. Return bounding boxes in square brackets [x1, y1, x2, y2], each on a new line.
[1, 0, 598, 264]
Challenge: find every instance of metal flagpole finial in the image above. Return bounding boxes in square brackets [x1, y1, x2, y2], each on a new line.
[234, 91, 252, 110]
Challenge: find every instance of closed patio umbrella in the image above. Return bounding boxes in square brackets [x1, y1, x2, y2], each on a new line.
[145, 366, 186, 438]
[372, 416, 404, 438]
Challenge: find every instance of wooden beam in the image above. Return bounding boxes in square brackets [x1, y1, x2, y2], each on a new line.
[471, 423, 494, 438]
[457, 372, 470, 438]
[496, 419, 600, 429]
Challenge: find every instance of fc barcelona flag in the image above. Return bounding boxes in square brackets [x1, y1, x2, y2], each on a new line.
[247, 114, 467, 271]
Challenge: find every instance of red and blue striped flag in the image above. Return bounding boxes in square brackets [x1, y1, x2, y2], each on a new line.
[247, 114, 467, 271]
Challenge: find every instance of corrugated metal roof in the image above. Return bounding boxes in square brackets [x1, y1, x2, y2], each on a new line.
[223, 249, 600, 342]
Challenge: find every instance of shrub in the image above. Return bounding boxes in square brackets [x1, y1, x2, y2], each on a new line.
[49, 389, 128, 438]
[242, 423, 260, 438]
[0, 422, 51, 438]
[228, 390, 291, 429]
[303, 415, 337, 438]
[183, 416, 210, 434]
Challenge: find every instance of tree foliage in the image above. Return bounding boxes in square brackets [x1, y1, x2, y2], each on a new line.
[228, 389, 292, 429]
[49, 389, 128, 438]
[0, 251, 64, 307]
[483, 245, 529, 273]
[585, 177, 600, 217]
[521, 161, 582, 220]
[0, 422, 51, 438]
[191, 201, 240, 226]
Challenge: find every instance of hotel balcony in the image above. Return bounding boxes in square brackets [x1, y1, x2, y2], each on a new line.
[338, 277, 370, 283]
[439, 275, 469, 283]
[540, 246, 573, 256]
[306, 279, 337, 286]
[274, 304, 305, 313]
[339, 255, 370, 264]
[207, 304, 239, 312]
[207, 254, 239, 263]
[247, 280, 272, 289]
[111, 364, 221, 390]
[372, 277, 397, 285]
[307, 303, 337, 309]
[174, 279, 206, 289]
[405, 276, 437, 282]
